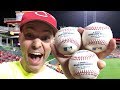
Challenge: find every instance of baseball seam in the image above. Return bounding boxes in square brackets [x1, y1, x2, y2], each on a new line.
[56, 38, 80, 48]
[85, 26, 110, 30]
[58, 28, 78, 32]
[75, 70, 98, 77]
[70, 54, 95, 60]
[84, 39, 108, 46]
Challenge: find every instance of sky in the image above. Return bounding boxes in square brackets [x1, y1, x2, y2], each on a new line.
[0, 11, 120, 38]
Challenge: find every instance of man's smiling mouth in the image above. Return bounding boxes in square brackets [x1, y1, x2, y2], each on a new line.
[28, 52, 44, 65]
[29, 52, 43, 59]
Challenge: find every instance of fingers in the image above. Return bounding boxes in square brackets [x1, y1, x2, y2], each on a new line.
[77, 27, 85, 34]
[78, 27, 116, 60]
[108, 38, 117, 50]
[50, 43, 63, 58]
[97, 60, 106, 70]
[106, 38, 116, 52]
[97, 38, 116, 60]
[50, 43, 71, 61]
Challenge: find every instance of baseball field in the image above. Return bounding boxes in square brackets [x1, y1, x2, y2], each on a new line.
[47, 55, 120, 79]
[97, 58, 120, 79]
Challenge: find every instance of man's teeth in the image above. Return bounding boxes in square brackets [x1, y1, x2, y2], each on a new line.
[31, 53, 41, 55]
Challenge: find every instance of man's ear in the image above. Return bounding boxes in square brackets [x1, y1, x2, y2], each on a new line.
[51, 37, 55, 44]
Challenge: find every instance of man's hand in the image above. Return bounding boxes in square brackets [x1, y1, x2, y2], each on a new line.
[50, 43, 75, 79]
[50, 27, 116, 79]
[78, 27, 116, 70]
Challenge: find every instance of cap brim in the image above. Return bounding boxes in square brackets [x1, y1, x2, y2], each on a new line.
[20, 19, 58, 36]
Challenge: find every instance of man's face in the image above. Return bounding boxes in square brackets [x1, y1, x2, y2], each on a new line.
[19, 21, 54, 73]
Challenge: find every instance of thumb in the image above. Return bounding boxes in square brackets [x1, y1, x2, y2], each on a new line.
[97, 60, 106, 70]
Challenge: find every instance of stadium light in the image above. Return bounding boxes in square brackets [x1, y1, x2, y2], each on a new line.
[84, 11, 97, 27]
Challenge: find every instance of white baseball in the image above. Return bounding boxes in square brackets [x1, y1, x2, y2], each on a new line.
[82, 22, 113, 53]
[68, 50, 100, 79]
[54, 27, 81, 55]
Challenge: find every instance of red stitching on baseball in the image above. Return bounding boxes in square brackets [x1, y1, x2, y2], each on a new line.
[75, 70, 98, 77]
[56, 38, 80, 48]
[70, 54, 95, 60]
[84, 39, 108, 46]
[85, 26, 110, 30]
[59, 28, 77, 32]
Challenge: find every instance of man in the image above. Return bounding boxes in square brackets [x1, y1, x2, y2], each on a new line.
[0, 11, 116, 79]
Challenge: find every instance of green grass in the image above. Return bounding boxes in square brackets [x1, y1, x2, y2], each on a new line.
[97, 58, 120, 79]
[47, 55, 120, 79]
[47, 54, 55, 61]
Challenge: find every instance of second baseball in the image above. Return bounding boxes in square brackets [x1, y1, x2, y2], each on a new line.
[82, 22, 113, 53]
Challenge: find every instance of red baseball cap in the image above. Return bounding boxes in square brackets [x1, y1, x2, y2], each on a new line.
[19, 11, 58, 35]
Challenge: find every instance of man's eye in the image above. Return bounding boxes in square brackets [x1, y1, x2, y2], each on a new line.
[41, 36, 50, 41]
[25, 33, 34, 39]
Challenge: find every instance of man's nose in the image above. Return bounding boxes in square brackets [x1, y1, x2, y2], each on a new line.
[32, 38, 42, 49]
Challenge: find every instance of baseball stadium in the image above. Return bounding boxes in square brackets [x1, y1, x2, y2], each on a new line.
[0, 11, 120, 79]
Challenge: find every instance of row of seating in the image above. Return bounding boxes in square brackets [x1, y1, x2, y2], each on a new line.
[0, 50, 21, 63]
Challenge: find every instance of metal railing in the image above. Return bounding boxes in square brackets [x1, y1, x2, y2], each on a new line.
[4, 18, 16, 22]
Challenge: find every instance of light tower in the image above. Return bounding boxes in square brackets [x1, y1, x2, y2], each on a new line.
[93, 11, 97, 22]
[84, 11, 97, 27]
[84, 11, 88, 27]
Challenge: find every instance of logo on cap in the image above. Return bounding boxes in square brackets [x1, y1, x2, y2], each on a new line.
[34, 11, 48, 17]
